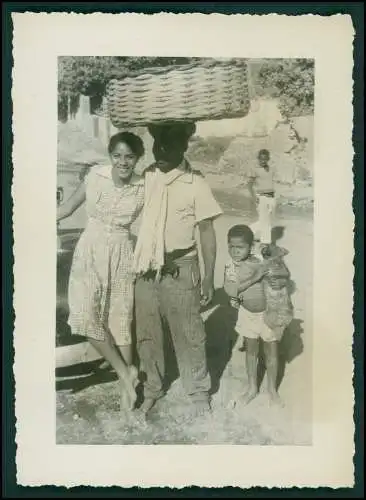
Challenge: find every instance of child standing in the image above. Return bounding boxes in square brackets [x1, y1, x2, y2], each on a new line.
[224, 225, 286, 407]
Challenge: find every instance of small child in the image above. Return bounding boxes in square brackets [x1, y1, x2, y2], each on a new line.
[224, 225, 286, 407]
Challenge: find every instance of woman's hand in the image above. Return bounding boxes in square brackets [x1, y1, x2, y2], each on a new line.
[57, 182, 86, 222]
[57, 208, 65, 223]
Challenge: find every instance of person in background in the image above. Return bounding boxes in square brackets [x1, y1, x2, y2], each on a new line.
[248, 149, 276, 252]
[133, 122, 223, 418]
[57, 132, 145, 413]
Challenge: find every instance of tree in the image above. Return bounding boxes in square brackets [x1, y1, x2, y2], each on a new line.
[255, 58, 314, 119]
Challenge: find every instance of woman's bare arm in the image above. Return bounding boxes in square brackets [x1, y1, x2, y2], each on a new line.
[57, 182, 86, 222]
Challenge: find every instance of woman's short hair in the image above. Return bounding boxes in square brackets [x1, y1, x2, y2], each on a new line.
[108, 132, 145, 157]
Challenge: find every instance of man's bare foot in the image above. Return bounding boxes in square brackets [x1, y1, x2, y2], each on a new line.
[139, 397, 157, 414]
[237, 388, 258, 407]
[190, 400, 211, 418]
[268, 391, 285, 408]
[132, 410, 149, 426]
[175, 400, 211, 422]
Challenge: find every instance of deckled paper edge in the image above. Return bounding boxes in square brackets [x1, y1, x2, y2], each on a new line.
[12, 12, 355, 488]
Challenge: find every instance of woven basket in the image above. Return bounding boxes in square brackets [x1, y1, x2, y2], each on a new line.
[105, 59, 250, 128]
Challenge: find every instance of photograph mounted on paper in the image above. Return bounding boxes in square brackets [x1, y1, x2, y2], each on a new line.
[56, 56, 314, 445]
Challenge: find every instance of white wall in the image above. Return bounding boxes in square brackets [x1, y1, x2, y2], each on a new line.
[196, 98, 283, 138]
[71, 95, 155, 172]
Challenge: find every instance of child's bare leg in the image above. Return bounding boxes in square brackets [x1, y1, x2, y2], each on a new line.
[263, 340, 284, 407]
[89, 335, 137, 411]
[239, 337, 259, 405]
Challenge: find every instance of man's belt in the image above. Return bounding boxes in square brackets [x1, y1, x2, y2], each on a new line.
[141, 245, 196, 281]
[258, 191, 275, 198]
[164, 245, 196, 261]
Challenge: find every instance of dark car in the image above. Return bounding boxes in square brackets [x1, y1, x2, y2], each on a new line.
[56, 226, 83, 348]
[56, 168, 102, 368]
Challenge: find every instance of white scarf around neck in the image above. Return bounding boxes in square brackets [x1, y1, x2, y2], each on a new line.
[133, 162, 188, 279]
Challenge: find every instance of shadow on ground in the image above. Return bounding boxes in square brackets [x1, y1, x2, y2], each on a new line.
[204, 288, 238, 395]
[56, 286, 304, 398]
[56, 361, 118, 393]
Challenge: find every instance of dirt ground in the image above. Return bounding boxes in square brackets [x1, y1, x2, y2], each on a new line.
[56, 194, 313, 445]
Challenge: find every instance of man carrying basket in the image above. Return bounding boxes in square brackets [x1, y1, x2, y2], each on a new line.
[106, 59, 249, 417]
[133, 122, 223, 417]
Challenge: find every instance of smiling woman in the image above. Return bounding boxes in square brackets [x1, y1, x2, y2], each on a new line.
[56, 131, 145, 413]
[109, 132, 145, 185]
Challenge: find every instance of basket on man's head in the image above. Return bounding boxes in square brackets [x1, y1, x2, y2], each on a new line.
[106, 59, 250, 129]
[148, 122, 196, 172]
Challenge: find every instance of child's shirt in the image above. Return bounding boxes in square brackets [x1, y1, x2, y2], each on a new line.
[224, 256, 266, 313]
[249, 165, 275, 195]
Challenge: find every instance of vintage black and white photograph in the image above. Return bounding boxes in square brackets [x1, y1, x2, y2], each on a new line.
[56, 56, 314, 445]
[12, 12, 355, 488]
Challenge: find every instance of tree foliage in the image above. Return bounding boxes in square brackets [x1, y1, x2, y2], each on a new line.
[254, 58, 314, 118]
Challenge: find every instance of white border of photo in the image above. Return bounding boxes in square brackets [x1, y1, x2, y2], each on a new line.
[12, 12, 355, 488]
